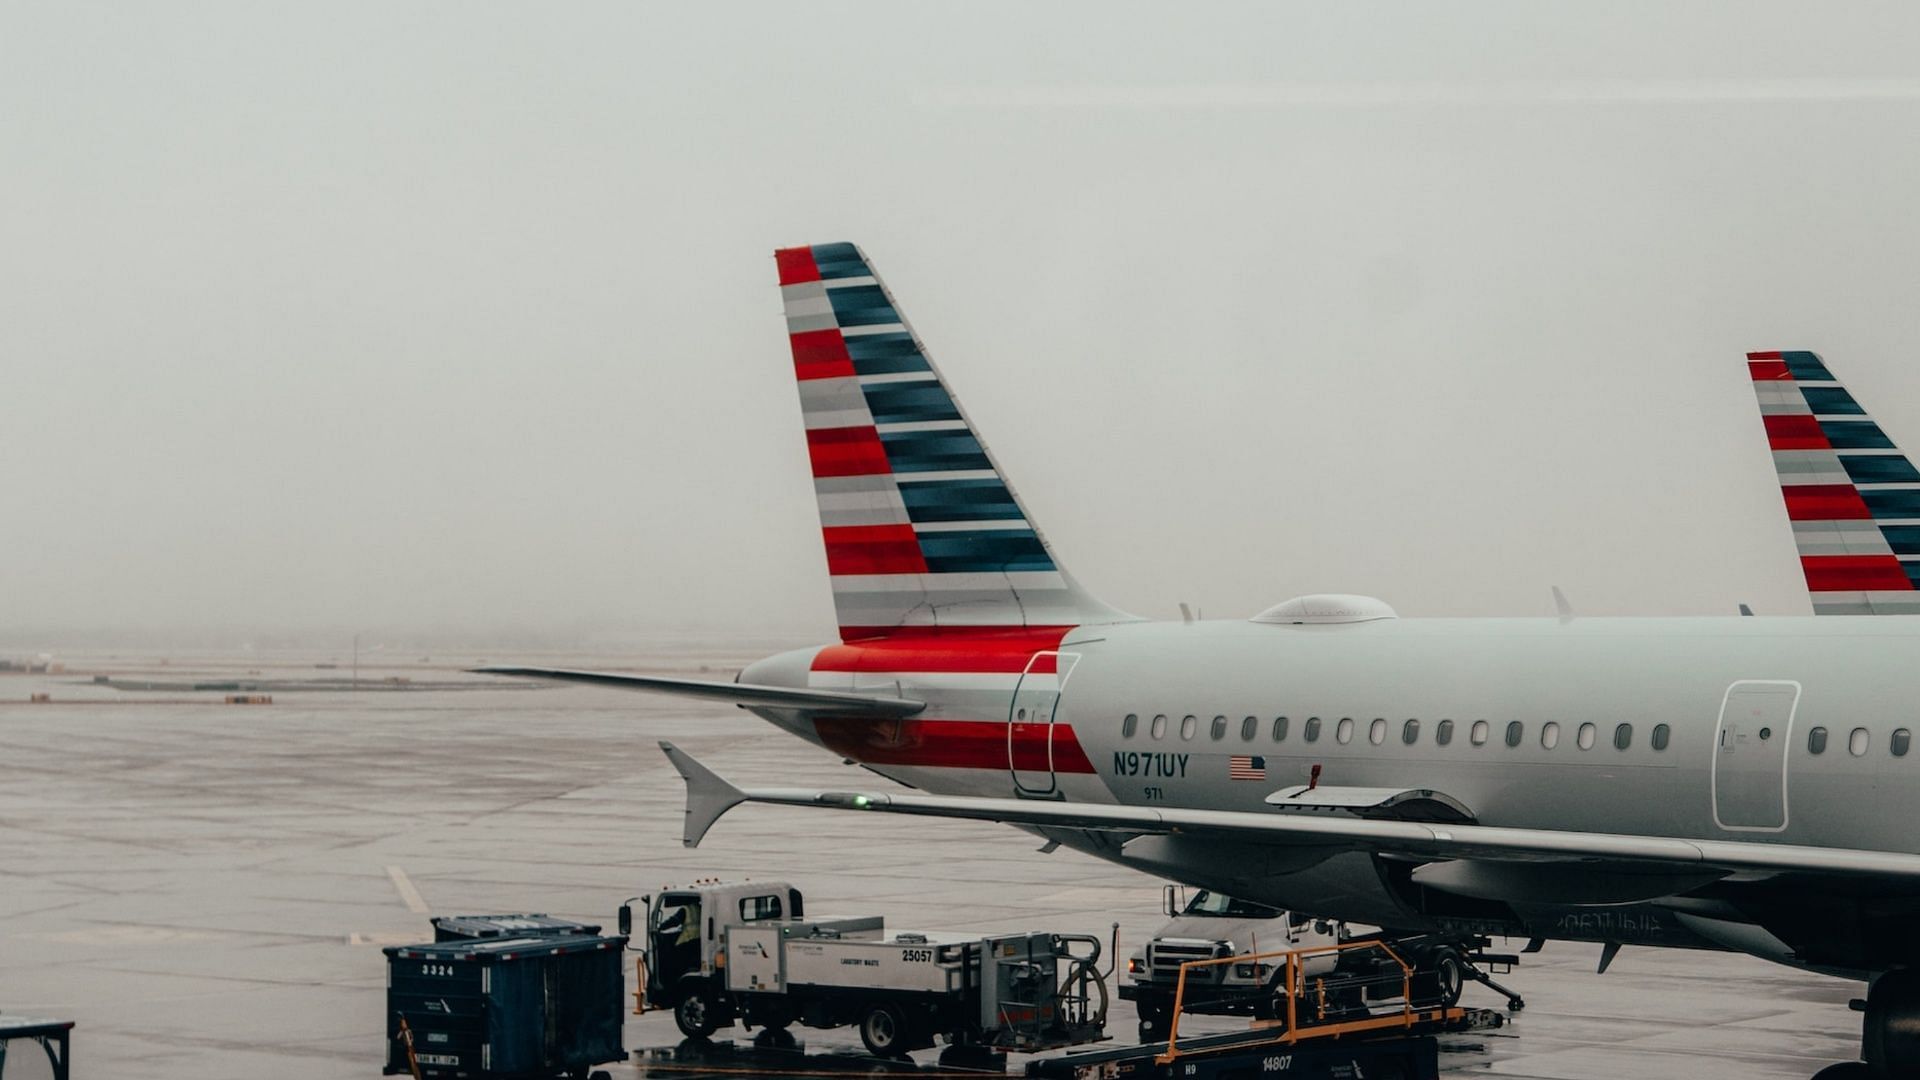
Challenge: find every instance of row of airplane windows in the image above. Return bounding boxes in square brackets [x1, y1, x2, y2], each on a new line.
[1808, 725, 1912, 757]
[1118, 713, 1919, 759]
[1119, 712, 1669, 751]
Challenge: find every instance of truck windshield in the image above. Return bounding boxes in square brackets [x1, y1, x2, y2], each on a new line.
[1184, 890, 1282, 918]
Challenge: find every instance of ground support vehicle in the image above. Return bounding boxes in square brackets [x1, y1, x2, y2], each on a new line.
[623, 880, 1109, 1059]
[1034, 938, 1504, 1080]
[1120, 888, 1521, 1039]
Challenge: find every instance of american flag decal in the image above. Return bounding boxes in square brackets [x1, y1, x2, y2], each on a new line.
[1229, 755, 1266, 781]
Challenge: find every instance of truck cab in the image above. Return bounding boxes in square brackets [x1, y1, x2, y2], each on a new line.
[1122, 886, 1341, 1037]
[626, 881, 812, 1020]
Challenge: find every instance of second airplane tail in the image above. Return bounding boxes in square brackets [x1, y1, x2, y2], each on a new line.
[1748, 349, 1920, 615]
[776, 242, 1129, 641]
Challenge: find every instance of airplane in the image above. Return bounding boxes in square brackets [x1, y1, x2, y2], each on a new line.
[486, 245, 1920, 1080]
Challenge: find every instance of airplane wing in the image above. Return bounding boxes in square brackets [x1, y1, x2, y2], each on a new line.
[474, 668, 925, 717]
[660, 742, 1920, 882]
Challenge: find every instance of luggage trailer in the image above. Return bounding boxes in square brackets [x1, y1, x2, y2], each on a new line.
[1028, 938, 1505, 1080]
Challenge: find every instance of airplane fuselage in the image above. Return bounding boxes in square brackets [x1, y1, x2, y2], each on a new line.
[746, 612, 1920, 970]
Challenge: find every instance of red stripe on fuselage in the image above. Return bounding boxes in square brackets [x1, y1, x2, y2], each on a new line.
[776, 247, 822, 285]
[1802, 554, 1914, 592]
[822, 524, 928, 575]
[813, 716, 1095, 773]
[815, 625, 1075, 670]
[1782, 484, 1871, 520]
[806, 425, 892, 478]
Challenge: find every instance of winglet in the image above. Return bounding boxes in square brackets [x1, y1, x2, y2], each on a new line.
[659, 741, 747, 848]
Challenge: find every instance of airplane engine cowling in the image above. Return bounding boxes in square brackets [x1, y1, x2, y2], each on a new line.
[1120, 836, 1435, 931]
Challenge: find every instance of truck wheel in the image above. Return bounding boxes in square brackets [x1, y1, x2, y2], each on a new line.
[1136, 1000, 1170, 1041]
[674, 979, 721, 1039]
[859, 1002, 910, 1058]
[1418, 949, 1465, 1008]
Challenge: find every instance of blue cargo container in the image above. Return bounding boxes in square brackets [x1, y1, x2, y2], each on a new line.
[384, 934, 626, 1079]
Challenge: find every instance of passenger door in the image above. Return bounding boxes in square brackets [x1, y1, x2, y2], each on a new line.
[1713, 680, 1800, 832]
[1008, 651, 1079, 798]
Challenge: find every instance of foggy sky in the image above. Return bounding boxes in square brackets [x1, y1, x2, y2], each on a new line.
[8, 3, 1920, 648]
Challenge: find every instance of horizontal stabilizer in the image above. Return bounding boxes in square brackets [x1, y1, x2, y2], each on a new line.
[473, 667, 924, 716]
[660, 741, 747, 848]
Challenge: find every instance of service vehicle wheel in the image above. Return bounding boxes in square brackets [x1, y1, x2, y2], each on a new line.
[859, 1002, 910, 1058]
[674, 979, 720, 1039]
[1136, 999, 1170, 1040]
[1420, 949, 1465, 1008]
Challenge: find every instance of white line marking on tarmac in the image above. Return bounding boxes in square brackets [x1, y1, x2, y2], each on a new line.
[386, 865, 429, 914]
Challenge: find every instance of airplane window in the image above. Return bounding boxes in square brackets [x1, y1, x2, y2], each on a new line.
[1303, 716, 1321, 742]
[1180, 715, 1198, 740]
[1541, 722, 1561, 749]
[1470, 720, 1489, 746]
[1272, 716, 1290, 742]
[1435, 719, 1453, 746]
[1895, 728, 1912, 757]
[1849, 727, 1869, 757]
[1368, 718, 1386, 745]
[1808, 726, 1827, 754]
[1403, 719, 1420, 745]
[1505, 721, 1524, 747]
[1241, 716, 1258, 741]
[1613, 723, 1633, 751]
[1336, 717, 1355, 744]
[1122, 713, 1138, 738]
[1151, 714, 1168, 739]
[1577, 723, 1596, 750]
[1210, 715, 1228, 740]
[1652, 723, 1671, 751]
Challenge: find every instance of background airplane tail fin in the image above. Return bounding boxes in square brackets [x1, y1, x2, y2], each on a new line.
[1748, 350, 1920, 615]
[776, 242, 1128, 641]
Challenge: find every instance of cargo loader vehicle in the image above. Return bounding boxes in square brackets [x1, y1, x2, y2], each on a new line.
[1121, 887, 1522, 1039]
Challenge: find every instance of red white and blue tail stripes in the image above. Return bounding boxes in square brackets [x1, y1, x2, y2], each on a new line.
[1749, 350, 1920, 615]
[777, 242, 1124, 641]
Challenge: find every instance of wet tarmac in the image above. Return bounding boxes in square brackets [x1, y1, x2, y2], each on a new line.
[0, 649, 1864, 1079]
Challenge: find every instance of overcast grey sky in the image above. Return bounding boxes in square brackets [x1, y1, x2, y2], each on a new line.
[8, 3, 1920, 647]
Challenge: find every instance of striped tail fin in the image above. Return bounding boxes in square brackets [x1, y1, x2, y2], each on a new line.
[776, 242, 1129, 641]
[1748, 350, 1920, 615]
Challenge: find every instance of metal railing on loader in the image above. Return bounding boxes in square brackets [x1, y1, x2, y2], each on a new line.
[1155, 938, 1466, 1065]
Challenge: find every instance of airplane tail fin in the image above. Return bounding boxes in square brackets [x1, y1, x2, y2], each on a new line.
[1747, 350, 1920, 614]
[775, 243, 1129, 640]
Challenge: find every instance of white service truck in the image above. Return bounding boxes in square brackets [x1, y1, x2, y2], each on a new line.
[621, 880, 1108, 1059]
